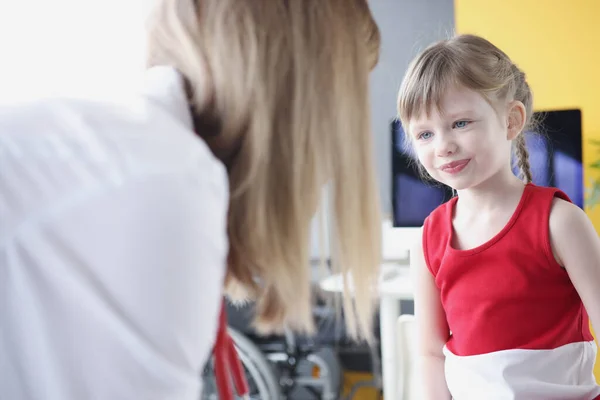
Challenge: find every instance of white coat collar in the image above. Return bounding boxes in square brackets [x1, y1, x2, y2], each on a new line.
[142, 66, 194, 130]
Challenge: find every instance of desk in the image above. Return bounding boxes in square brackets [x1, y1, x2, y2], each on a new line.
[319, 262, 414, 400]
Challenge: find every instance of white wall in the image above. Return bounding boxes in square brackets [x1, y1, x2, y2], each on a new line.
[0, 1, 148, 103]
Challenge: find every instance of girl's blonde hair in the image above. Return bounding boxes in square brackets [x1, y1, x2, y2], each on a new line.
[146, 0, 382, 339]
[398, 34, 534, 183]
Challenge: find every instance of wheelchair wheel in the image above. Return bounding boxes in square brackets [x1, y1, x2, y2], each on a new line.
[201, 328, 281, 400]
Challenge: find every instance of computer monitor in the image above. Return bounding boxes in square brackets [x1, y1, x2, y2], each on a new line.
[391, 109, 583, 228]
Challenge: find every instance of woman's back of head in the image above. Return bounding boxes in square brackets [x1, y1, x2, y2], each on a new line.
[146, 0, 382, 340]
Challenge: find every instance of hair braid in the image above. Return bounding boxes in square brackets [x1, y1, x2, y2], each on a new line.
[515, 134, 532, 183]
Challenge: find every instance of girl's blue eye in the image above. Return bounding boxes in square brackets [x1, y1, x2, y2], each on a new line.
[454, 120, 470, 129]
[418, 131, 433, 140]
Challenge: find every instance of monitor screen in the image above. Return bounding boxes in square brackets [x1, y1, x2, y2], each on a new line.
[391, 109, 583, 228]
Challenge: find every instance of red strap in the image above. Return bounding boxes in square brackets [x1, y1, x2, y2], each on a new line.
[213, 300, 250, 400]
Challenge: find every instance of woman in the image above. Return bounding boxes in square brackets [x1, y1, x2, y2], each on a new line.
[0, 0, 382, 399]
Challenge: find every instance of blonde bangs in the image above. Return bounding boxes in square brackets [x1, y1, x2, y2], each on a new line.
[397, 45, 459, 129]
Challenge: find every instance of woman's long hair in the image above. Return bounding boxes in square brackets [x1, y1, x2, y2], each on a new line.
[146, 0, 382, 340]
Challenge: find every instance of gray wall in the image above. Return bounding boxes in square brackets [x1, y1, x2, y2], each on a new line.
[368, 0, 455, 215]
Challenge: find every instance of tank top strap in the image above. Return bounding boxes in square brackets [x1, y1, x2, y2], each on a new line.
[514, 183, 572, 266]
[422, 196, 457, 277]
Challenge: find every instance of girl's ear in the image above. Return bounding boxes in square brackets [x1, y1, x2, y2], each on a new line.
[507, 100, 526, 141]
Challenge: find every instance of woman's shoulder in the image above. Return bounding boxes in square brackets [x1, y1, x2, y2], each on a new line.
[1, 94, 223, 173]
[0, 91, 228, 240]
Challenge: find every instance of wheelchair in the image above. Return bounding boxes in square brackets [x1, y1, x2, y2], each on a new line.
[201, 302, 345, 399]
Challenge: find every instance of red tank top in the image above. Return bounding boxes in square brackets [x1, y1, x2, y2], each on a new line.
[423, 183, 593, 357]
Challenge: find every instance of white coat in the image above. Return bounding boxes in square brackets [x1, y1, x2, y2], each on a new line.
[0, 66, 229, 399]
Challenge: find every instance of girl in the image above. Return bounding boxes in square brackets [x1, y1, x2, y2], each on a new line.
[398, 34, 600, 399]
[0, 1, 382, 399]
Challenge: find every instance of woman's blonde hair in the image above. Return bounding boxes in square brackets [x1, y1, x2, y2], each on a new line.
[146, 0, 382, 339]
[398, 34, 534, 183]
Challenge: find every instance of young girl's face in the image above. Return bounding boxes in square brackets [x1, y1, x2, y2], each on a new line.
[407, 86, 513, 191]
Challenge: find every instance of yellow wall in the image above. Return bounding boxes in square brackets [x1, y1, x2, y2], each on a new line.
[454, 0, 600, 379]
